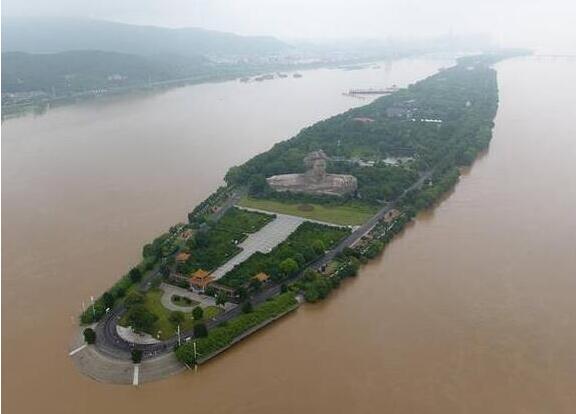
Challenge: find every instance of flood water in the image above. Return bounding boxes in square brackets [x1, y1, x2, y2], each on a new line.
[3, 56, 576, 413]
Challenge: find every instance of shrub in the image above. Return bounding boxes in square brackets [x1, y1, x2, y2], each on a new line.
[129, 268, 142, 283]
[83, 328, 96, 344]
[241, 301, 253, 313]
[131, 349, 143, 364]
[192, 306, 204, 321]
[193, 323, 208, 338]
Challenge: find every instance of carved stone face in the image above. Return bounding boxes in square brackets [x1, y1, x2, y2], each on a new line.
[311, 158, 327, 180]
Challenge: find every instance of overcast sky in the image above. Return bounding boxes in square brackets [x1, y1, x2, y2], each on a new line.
[4, 0, 576, 52]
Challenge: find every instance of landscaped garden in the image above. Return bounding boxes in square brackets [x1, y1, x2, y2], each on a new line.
[119, 289, 223, 340]
[217, 221, 350, 289]
[176, 207, 275, 275]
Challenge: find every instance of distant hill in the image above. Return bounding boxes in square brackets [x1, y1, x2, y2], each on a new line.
[1, 18, 290, 58]
[1, 50, 214, 94]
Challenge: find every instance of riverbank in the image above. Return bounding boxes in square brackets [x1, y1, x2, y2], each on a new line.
[2, 53, 417, 120]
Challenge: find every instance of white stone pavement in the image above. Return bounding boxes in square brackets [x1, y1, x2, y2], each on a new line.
[210, 206, 350, 281]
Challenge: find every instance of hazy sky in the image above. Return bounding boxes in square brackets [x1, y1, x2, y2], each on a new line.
[4, 0, 576, 52]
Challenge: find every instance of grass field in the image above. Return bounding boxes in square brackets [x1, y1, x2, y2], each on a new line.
[120, 289, 223, 340]
[238, 197, 378, 226]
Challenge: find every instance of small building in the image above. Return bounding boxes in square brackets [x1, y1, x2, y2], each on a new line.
[175, 252, 191, 263]
[189, 269, 214, 290]
[253, 272, 270, 284]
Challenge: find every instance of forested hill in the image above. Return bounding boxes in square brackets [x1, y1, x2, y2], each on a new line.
[1, 18, 290, 58]
[2, 51, 213, 94]
[225, 54, 506, 203]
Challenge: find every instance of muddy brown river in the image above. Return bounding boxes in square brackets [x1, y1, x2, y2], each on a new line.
[3, 56, 576, 413]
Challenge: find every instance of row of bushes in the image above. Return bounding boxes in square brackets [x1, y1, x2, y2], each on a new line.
[187, 185, 233, 225]
[175, 293, 298, 364]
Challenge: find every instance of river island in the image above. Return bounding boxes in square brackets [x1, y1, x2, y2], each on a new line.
[69, 52, 521, 385]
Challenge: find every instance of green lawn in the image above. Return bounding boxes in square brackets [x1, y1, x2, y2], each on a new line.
[238, 197, 378, 226]
[217, 206, 274, 233]
[120, 289, 223, 340]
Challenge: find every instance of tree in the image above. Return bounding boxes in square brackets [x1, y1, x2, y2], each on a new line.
[124, 291, 145, 307]
[193, 323, 208, 338]
[101, 292, 115, 309]
[192, 306, 204, 321]
[280, 284, 288, 293]
[160, 264, 170, 278]
[304, 288, 320, 303]
[249, 278, 262, 292]
[186, 237, 197, 250]
[195, 231, 210, 248]
[169, 311, 185, 325]
[241, 301, 253, 313]
[129, 267, 142, 283]
[248, 174, 269, 196]
[83, 327, 96, 344]
[311, 239, 326, 255]
[279, 258, 299, 276]
[131, 349, 143, 364]
[215, 291, 227, 308]
[237, 287, 248, 302]
[142, 244, 157, 258]
[125, 305, 157, 333]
